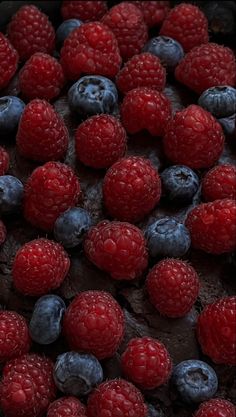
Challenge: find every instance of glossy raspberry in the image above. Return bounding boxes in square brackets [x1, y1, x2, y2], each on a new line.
[17, 99, 68, 162]
[0, 33, 18, 90]
[24, 161, 80, 231]
[0, 146, 9, 175]
[185, 199, 236, 254]
[7, 4, 55, 61]
[75, 114, 126, 169]
[163, 105, 224, 169]
[47, 396, 87, 417]
[0, 220, 6, 245]
[197, 296, 236, 365]
[61, 1, 108, 21]
[63, 290, 125, 359]
[194, 398, 236, 417]
[202, 164, 236, 202]
[131, 1, 170, 28]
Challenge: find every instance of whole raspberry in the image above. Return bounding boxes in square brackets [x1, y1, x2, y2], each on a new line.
[202, 164, 236, 202]
[60, 22, 121, 80]
[197, 296, 236, 365]
[131, 1, 170, 28]
[24, 161, 80, 231]
[63, 290, 124, 359]
[163, 105, 224, 169]
[84, 220, 148, 280]
[61, 1, 108, 21]
[19, 53, 65, 101]
[0, 220, 6, 245]
[121, 337, 172, 389]
[47, 396, 87, 417]
[121, 87, 171, 136]
[102, 2, 148, 61]
[7, 4, 55, 61]
[116, 53, 166, 94]
[0, 33, 18, 90]
[147, 259, 200, 318]
[194, 398, 236, 417]
[103, 156, 162, 223]
[185, 199, 236, 254]
[0, 146, 9, 175]
[175, 43, 236, 94]
[17, 99, 69, 162]
[75, 114, 126, 169]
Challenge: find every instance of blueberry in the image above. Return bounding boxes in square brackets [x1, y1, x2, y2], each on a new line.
[171, 360, 218, 403]
[0, 175, 23, 214]
[143, 36, 184, 70]
[56, 19, 83, 48]
[54, 207, 92, 248]
[148, 404, 164, 417]
[68, 75, 118, 116]
[0, 96, 25, 134]
[53, 351, 103, 396]
[202, 2, 235, 37]
[198, 86, 236, 118]
[145, 217, 191, 258]
[161, 165, 200, 204]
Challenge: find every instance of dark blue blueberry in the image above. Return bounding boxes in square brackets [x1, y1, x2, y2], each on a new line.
[161, 165, 200, 204]
[29, 295, 66, 345]
[54, 207, 92, 248]
[198, 86, 236, 118]
[53, 351, 103, 396]
[143, 36, 184, 70]
[145, 217, 191, 258]
[148, 404, 164, 417]
[0, 175, 23, 214]
[202, 2, 235, 36]
[171, 360, 218, 403]
[68, 75, 118, 116]
[56, 19, 83, 48]
[0, 96, 25, 134]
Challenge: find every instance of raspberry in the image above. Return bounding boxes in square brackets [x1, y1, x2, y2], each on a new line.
[160, 3, 209, 52]
[121, 337, 172, 389]
[84, 220, 148, 280]
[61, 1, 108, 21]
[197, 296, 236, 365]
[0, 220, 6, 245]
[47, 396, 87, 417]
[7, 4, 55, 61]
[131, 1, 170, 28]
[63, 290, 125, 359]
[163, 105, 224, 169]
[175, 43, 236, 94]
[24, 161, 80, 231]
[116, 53, 166, 94]
[194, 398, 236, 417]
[102, 2, 148, 61]
[202, 164, 236, 202]
[121, 87, 171, 136]
[147, 259, 200, 318]
[0, 33, 18, 90]
[185, 199, 236, 254]
[19, 53, 65, 101]
[75, 114, 127, 169]
[16, 99, 69, 162]
[103, 156, 162, 223]
[0, 146, 9, 175]
[60, 22, 121, 80]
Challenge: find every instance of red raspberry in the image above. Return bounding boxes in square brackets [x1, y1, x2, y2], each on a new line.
[0, 220, 7, 245]
[131, 1, 170, 28]
[163, 105, 224, 169]
[197, 296, 236, 365]
[116, 53, 166, 94]
[121, 337, 172, 389]
[84, 220, 148, 280]
[202, 164, 236, 202]
[102, 2, 148, 61]
[75, 114, 127, 169]
[0, 146, 9, 175]
[47, 396, 87, 417]
[61, 1, 108, 21]
[16, 99, 69, 162]
[175, 43, 236, 94]
[19, 53, 65, 101]
[63, 290, 125, 359]
[7, 4, 55, 61]
[103, 156, 162, 223]
[60, 22, 121, 80]
[24, 161, 80, 231]
[0, 33, 18, 90]
[185, 199, 236, 254]
[121, 87, 171, 136]
[194, 398, 236, 417]
[147, 259, 200, 318]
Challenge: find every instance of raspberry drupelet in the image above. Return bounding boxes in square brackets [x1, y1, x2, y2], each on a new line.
[194, 398, 236, 417]
[0, 33, 18, 90]
[47, 396, 87, 417]
[202, 164, 236, 202]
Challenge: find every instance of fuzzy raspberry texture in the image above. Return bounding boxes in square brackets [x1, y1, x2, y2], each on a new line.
[186, 199, 236, 254]
[63, 290, 125, 359]
[202, 164, 236, 202]
[75, 114, 126, 169]
[0, 146, 9, 175]
[194, 398, 236, 417]
[131, 1, 170, 28]
[61, 1, 108, 21]
[17, 99, 68, 162]
[0, 33, 18, 90]
[197, 296, 236, 365]
[0, 220, 6, 245]
[163, 105, 224, 169]
[60, 22, 121, 80]
[102, 2, 148, 61]
[175, 43, 236, 94]
[84, 220, 148, 280]
[0, 354, 56, 417]
[24, 161, 80, 231]
[47, 396, 87, 417]
[103, 157, 161, 223]
[87, 379, 147, 417]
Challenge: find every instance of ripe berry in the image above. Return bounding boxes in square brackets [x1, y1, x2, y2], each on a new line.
[161, 165, 200, 204]
[198, 86, 236, 118]
[56, 19, 82, 48]
[0, 220, 6, 245]
[131, 1, 170, 28]
[54, 207, 92, 248]
[0, 96, 25, 134]
[202, 164, 236, 202]
[61, 1, 108, 21]
[194, 398, 236, 417]
[143, 36, 184, 71]
[47, 396, 87, 417]
[202, 2, 236, 38]
[148, 404, 164, 417]
[0, 175, 23, 214]
[0, 147, 9, 176]
[0, 33, 18, 90]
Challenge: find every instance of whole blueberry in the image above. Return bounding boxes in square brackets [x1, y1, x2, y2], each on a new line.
[171, 360, 218, 403]
[56, 19, 83, 48]
[53, 351, 103, 396]
[161, 165, 200, 204]
[0, 96, 25, 134]
[143, 36, 184, 70]
[198, 86, 236, 118]
[148, 404, 164, 417]
[0, 175, 23, 214]
[54, 207, 92, 248]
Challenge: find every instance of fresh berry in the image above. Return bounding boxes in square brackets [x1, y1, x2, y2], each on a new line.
[0, 175, 23, 214]
[61, 1, 108, 21]
[147, 259, 200, 318]
[0, 33, 18, 90]
[7, 4, 55, 61]
[131, 1, 170, 28]
[0, 147, 9, 175]
[47, 396, 87, 417]
[194, 398, 236, 417]
[163, 105, 225, 169]
[185, 199, 236, 254]
[56, 18, 82, 48]
[24, 161, 80, 231]
[161, 165, 200, 204]
[0, 96, 25, 134]
[202, 164, 236, 202]
[75, 114, 126, 168]
[54, 207, 92, 248]
[121, 337, 172, 389]
[202, 2, 236, 37]
[0, 220, 6, 245]
[63, 290, 124, 359]
[143, 36, 184, 71]
[12, 238, 70, 296]
[197, 296, 236, 365]
[148, 404, 164, 417]
[16, 99, 69, 162]
[198, 86, 236, 118]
